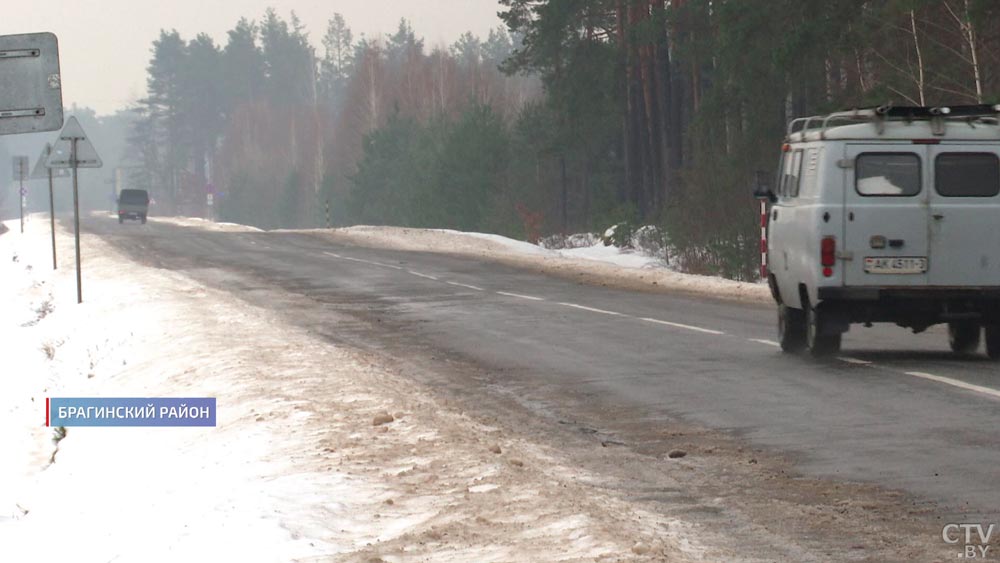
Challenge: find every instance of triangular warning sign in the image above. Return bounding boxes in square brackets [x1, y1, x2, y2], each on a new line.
[31, 144, 50, 178]
[31, 143, 69, 179]
[58, 116, 88, 140]
[46, 116, 103, 169]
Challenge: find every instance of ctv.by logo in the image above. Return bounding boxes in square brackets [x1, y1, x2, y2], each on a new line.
[943, 523, 995, 559]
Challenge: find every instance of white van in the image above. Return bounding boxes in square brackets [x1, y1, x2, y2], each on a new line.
[756, 105, 1000, 358]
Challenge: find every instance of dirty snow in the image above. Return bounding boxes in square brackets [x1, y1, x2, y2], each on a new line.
[0, 216, 697, 562]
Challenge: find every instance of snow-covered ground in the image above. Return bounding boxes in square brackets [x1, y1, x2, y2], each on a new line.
[0, 217, 697, 562]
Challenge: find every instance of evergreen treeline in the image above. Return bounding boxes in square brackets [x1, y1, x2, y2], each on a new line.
[129, 2, 1000, 281]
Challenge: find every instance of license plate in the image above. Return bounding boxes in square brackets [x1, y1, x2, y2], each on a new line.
[864, 257, 928, 274]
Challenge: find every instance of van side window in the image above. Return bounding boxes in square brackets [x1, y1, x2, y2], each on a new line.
[935, 153, 1000, 197]
[780, 150, 803, 199]
[856, 153, 921, 197]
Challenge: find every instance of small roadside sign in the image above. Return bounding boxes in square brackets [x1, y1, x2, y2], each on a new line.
[12, 155, 28, 181]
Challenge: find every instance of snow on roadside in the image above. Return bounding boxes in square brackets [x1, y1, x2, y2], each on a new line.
[557, 243, 665, 269]
[0, 218, 698, 562]
[151, 218, 768, 303]
[145, 213, 264, 233]
[0, 218, 325, 562]
[323, 226, 770, 303]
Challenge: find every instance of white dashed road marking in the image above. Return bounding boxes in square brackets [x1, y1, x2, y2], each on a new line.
[319, 250, 1000, 403]
[904, 371, 1000, 400]
[641, 317, 724, 335]
[446, 281, 484, 291]
[324, 249, 753, 342]
[744, 336, 1000, 401]
[559, 303, 622, 316]
[497, 291, 545, 301]
[408, 271, 439, 281]
[323, 252, 403, 270]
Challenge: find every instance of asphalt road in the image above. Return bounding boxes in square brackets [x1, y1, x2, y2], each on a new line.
[84, 214, 1000, 525]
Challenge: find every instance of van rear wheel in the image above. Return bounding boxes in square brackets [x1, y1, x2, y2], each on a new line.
[778, 305, 807, 353]
[985, 325, 1000, 361]
[948, 321, 981, 355]
[807, 306, 841, 357]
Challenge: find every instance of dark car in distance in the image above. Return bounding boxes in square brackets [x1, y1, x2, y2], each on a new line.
[117, 189, 149, 224]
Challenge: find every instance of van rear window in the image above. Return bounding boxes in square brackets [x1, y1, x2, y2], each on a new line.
[119, 190, 149, 204]
[856, 153, 921, 197]
[935, 153, 1000, 197]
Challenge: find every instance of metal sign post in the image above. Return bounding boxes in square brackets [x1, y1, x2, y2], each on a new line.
[71, 137, 81, 302]
[46, 116, 102, 304]
[12, 155, 28, 232]
[49, 163, 56, 268]
[32, 143, 61, 269]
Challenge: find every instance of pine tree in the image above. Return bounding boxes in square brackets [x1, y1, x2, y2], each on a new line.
[320, 13, 354, 111]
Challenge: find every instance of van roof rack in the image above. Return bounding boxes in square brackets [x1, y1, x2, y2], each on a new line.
[787, 104, 1000, 139]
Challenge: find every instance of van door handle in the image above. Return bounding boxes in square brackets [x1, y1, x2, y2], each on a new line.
[933, 213, 944, 220]
[889, 239, 905, 248]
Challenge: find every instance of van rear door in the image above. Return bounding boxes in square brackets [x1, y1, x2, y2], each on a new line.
[927, 145, 1000, 286]
[842, 144, 930, 287]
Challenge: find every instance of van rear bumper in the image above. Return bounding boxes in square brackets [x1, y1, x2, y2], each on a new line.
[818, 287, 1000, 301]
[817, 287, 1000, 330]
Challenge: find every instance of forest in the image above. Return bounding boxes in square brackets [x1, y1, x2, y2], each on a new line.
[125, 1, 1000, 281]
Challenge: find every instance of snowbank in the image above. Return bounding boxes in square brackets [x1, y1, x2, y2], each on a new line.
[145, 214, 264, 232]
[0, 216, 695, 562]
[322, 226, 770, 304]
[147, 217, 768, 303]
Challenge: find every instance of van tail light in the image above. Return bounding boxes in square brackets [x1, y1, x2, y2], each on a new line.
[821, 236, 836, 277]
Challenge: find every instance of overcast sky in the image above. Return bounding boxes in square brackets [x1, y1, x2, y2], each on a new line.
[1, 1, 504, 116]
